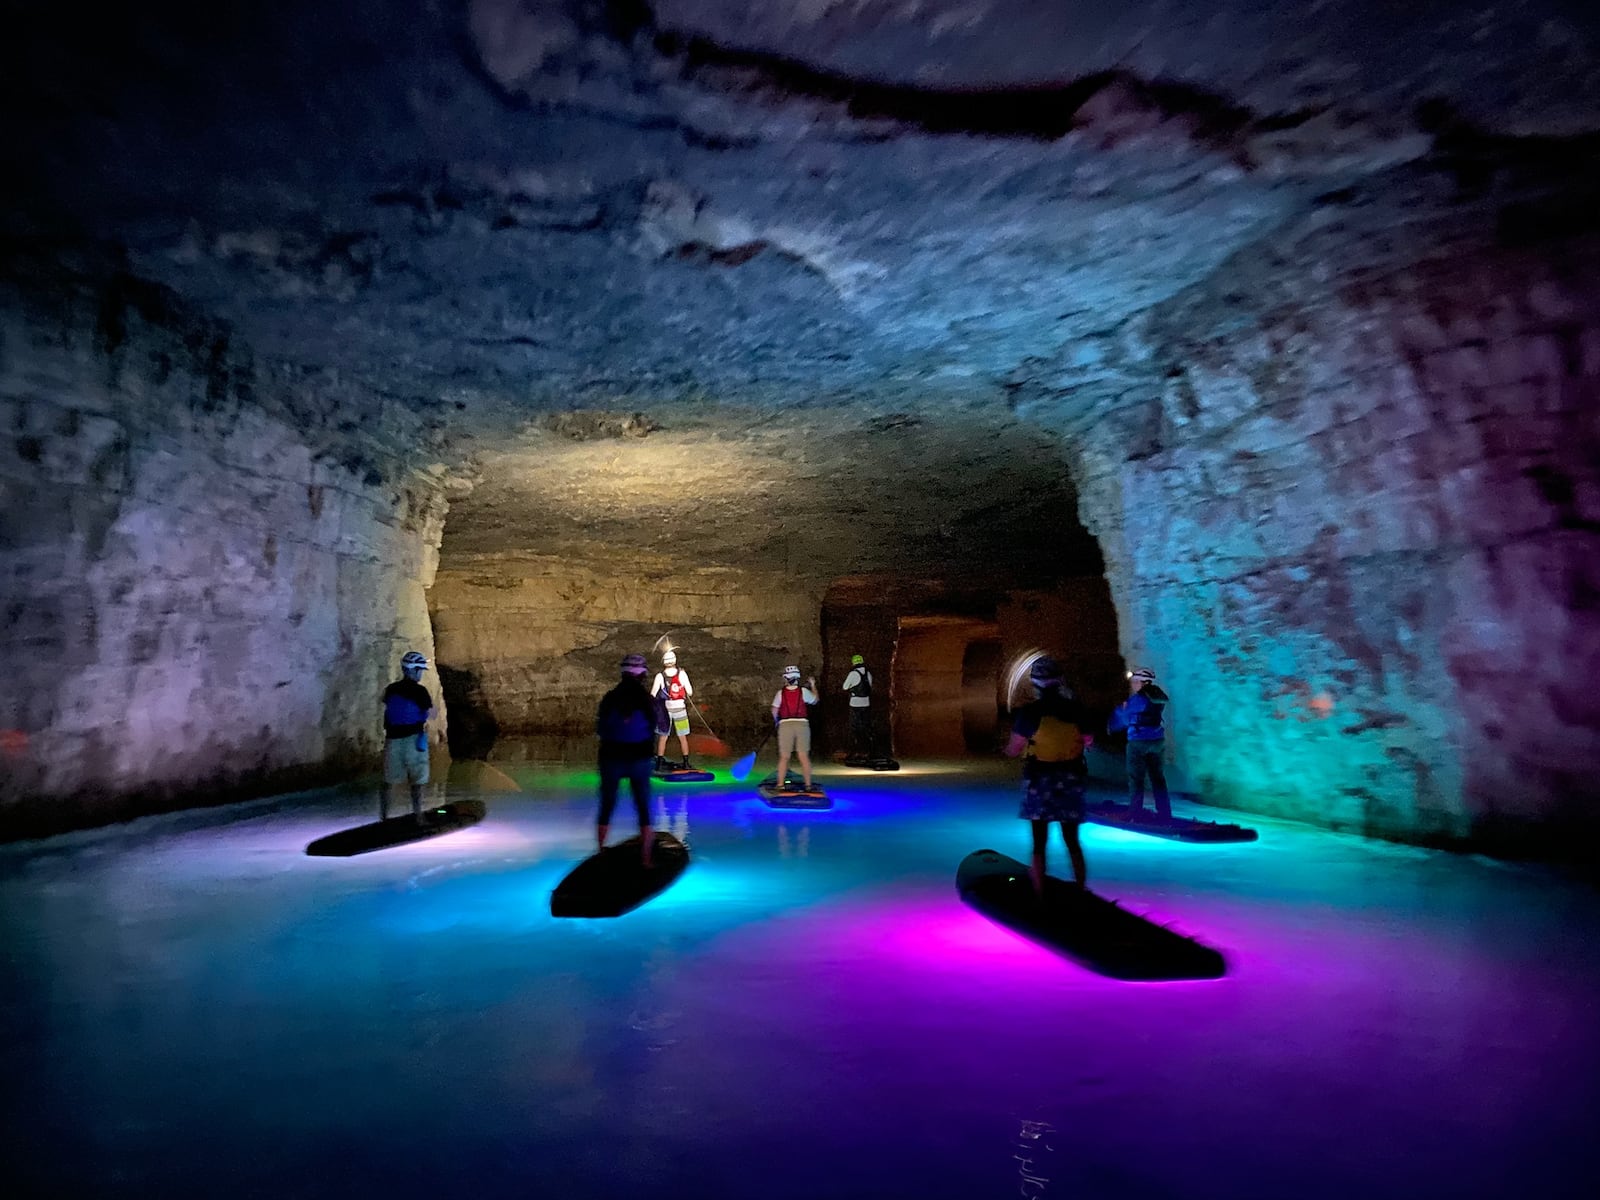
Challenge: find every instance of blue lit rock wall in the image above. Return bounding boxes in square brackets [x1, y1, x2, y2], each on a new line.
[0, 265, 449, 838]
[1070, 230, 1600, 853]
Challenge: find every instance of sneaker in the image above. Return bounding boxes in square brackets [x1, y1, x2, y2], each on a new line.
[780, 780, 800, 791]
[680, 758, 692, 770]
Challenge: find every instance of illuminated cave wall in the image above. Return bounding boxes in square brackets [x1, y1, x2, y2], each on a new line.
[1070, 228, 1600, 852]
[0, 264, 448, 838]
[429, 555, 823, 743]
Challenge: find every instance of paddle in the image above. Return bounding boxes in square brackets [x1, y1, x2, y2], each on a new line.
[730, 725, 774, 781]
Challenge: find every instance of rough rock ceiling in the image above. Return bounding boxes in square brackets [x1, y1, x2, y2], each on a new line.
[5, 0, 1598, 575]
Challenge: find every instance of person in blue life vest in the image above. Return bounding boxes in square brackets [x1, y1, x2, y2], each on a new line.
[597, 654, 658, 866]
[651, 649, 695, 771]
[1003, 656, 1092, 896]
[771, 665, 819, 790]
[1107, 667, 1171, 820]
[380, 650, 434, 824]
[841, 653, 874, 759]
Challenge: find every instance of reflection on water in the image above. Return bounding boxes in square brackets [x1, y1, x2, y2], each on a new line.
[1, 761, 1598, 1199]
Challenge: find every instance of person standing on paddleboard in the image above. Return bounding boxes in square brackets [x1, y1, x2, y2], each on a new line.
[1108, 667, 1171, 820]
[771, 665, 819, 791]
[651, 649, 695, 771]
[841, 653, 875, 760]
[597, 654, 658, 867]
[381, 650, 434, 825]
[1003, 656, 1091, 897]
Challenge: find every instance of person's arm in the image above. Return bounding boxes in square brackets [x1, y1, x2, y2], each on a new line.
[771, 692, 783, 724]
[682, 671, 693, 698]
[802, 686, 818, 706]
[1002, 732, 1029, 758]
[650, 674, 663, 697]
[841, 669, 858, 693]
[1107, 702, 1128, 733]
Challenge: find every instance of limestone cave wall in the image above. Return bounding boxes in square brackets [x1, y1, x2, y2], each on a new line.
[0, 258, 449, 839]
[1070, 222, 1600, 854]
[429, 554, 824, 744]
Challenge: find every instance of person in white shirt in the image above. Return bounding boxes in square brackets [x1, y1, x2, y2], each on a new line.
[841, 653, 874, 759]
[651, 649, 695, 770]
[770, 665, 818, 790]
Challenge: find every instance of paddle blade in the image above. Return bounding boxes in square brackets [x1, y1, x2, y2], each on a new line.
[730, 751, 757, 781]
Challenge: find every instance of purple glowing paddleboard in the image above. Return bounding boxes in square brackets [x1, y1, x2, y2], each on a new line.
[957, 849, 1226, 981]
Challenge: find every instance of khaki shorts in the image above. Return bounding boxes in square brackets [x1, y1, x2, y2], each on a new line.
[777, 719, 811, 756]
[384, 737, 430, 785]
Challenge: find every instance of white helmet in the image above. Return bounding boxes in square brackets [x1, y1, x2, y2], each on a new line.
[783, 665, 801, 682]
[662, 650, 677, 667]
[401, 651, 429, 671]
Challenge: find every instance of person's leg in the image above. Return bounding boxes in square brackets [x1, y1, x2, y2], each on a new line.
[676, 716, 691, 766]
[655, 732, 668, 770]
[1029, 819, 1049, 898]
[628, 757, 653, 867]
[849, 708, 867, 757]
[409, 739, 432, 822]
[1126, 741, 1148, 813]
[1146, 742, 1171, 819]
[775, 722, 793, 786]
[1060, 820, 1087, 887]
[597, 758, 622, 850]
[797, 722, 813, 788]
[410, 784, 425, 821]
[379, 784, 392, 821]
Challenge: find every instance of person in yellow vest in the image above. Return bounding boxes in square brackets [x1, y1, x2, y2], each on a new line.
[1002, 656, 1092, 896]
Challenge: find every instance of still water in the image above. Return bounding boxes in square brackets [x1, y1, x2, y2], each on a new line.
[2, 753, 1596, 1198]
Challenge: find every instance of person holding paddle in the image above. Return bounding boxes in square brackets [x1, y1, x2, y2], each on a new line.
[771, 665, 819, 791]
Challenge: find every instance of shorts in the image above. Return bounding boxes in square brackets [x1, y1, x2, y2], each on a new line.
[777, 719, 811, 756]
[658, 710, 690, 738]
[1019, 766, 1085, 823]
[384, 736, 430, 786]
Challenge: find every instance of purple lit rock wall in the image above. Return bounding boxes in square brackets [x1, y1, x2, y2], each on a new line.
[1070, 228, 1600, 851]
[0, 263, 449, 837]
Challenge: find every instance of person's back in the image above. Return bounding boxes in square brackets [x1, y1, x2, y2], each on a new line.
[1110, 668, 1171, 818]
[596, 655, 658, 864]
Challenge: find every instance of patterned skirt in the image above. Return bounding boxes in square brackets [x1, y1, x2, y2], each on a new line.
[1019, 765, 1086, 822]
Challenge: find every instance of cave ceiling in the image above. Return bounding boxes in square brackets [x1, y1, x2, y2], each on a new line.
[5, 0, 1598, 577]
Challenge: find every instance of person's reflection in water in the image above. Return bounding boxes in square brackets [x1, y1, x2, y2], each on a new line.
[653, 794, 690, 849]
[776, 825, 810, 859]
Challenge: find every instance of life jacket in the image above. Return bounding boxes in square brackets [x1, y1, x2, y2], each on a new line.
[848, 668, 872, 700]
[1027, 694, 1085, 763]
[776, 686, 809, 721]
[660, 669, 688, 705]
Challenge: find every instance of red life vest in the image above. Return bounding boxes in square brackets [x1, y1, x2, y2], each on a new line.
[776, 686, 809, 721]
[661, 670, 688, 704]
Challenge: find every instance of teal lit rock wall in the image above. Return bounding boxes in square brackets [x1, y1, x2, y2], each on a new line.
[1070, 226, 1600, 854]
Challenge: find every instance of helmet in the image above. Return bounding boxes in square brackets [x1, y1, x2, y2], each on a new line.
[1129, 667, 1156, 683]
[850, 654, 864, 666]
[401, 651, 429, 671]
[1029, 655, 1063, 688]
[783, 665, 801, 682]
[621, 653, 648, 676]
[662, 650, 677, 667]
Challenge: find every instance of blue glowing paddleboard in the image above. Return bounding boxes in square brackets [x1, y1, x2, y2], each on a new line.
[956, 849, 1226, 981]
[1085, 802, 1258, 843]
[305, 800, 487, 857]
[757, 771, 831, 809]
[550, 832, 690, 918]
